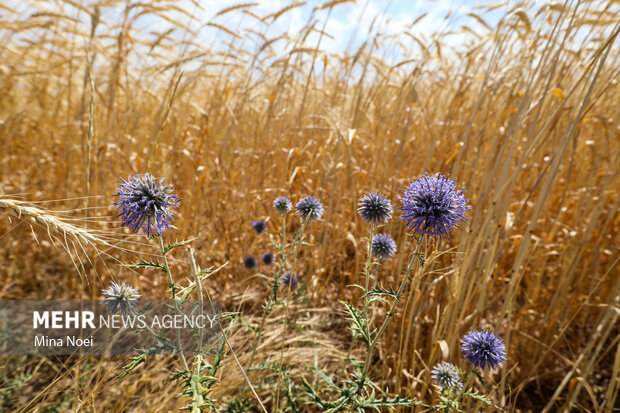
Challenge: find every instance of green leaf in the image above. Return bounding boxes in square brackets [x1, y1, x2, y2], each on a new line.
[117, 355, 146, 380]
[463, 390, 497, 407]
[163, 237, 198, 254]
[126, 260, 167, 272]
[341, 301, 369, 344]
[308, 366, 339, 390]
[302, 376, 331, 410]
[364, 287, 399, 305]
[358, 392, 425, 410]
[370, 289, 396, 298]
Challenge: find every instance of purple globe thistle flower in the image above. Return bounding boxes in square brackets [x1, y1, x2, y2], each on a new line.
[273, 197, 292, 214]
[295, 196, 324, 221]
[244, 256, 257, 270]
[399, 173, 470, 238]
[358, 192, 393, 224]
[371, 233, 397, 259]
[461, 329, 507, 370]
[279, 272, 299, 288]
[252, 220, 266, 234]
[262, 252, 274, 265]
[102, 281, 140, 315]
[431, 362, 463, 391]
[113, 173, 179, 236]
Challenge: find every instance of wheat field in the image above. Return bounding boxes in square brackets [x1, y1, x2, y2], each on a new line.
[0, 0, 618, 412]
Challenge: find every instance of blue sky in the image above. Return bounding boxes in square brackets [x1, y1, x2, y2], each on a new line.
[4, 0, 615, 59]
[175, 0, 505, 56]
[0, 0, 543, 69]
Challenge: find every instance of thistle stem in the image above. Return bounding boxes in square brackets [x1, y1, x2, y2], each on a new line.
[247, 214, 287, 358]
[243, 212, 289, 398]
[362, 224, 377, 351]
[157, 234, 189, 370]
[187, 247, 204, 379]
[158, 235, 177, 297]
[274, 216, 309, 409]
[360, 236, 423, 383]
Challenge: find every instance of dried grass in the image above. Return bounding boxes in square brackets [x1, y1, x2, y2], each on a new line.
[0, 0, 618, 411]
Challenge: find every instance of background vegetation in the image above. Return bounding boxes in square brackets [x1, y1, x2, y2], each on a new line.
[0, 0, 618, 411]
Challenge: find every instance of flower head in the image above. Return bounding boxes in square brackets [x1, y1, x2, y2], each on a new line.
[273, 197, 292, 214]
[371, 233, 397, 259]
[461, 329, 507, 370]
[252, 220, 266, 234]
[431, 362, 463, 391]
[244, 256, 257, 270]
[102, 281, 140, 315]
[296, 196, 324, 221]
[279, 272, 299, 288]
[399, 173, 469, 238]
[262, 252, 274, 265]
[113, 173, 179, 236]
[358, 192, 393, 224]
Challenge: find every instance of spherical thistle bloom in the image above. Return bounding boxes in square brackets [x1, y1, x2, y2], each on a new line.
[101, 281, 140, 315]
[244, 256, 257, 270]
[295, 196, 324, 221]
[279, 272, 299, 289]
[273, 196, 292, 214]
[371, 233, 397, 259]
[431, 362, 463, 392]
[399, 173, 470, 238]
[262, 252, 274, 265]
[113, 173, 179, 236]
[358, 192, 393, 224]
[461, 329, 507, 370]
[252, 220, 266, 234]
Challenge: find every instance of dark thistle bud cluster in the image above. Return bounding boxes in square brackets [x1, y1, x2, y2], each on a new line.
[431, 362, 463, 391]
[371, 233, 397, 259]
[295, 196, 324, 221]
[244, 256, 257, 270]
[273, 196, 292, 214]
[358, 192, 393, 224]
[262, 252, 274, 265]
[252, 220, 266, 234]
[279, 272, 299, 289]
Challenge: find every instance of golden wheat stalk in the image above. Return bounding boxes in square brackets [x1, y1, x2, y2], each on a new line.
[0, 198, 109, 248]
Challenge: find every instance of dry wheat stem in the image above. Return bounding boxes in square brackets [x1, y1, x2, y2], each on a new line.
[0, 198, 109, 248]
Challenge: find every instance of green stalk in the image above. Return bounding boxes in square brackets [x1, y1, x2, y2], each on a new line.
[157, 235, 189, 370]
[362, 224, 377, 349]
[360, 236, 423, 384]
[274, 216, 310, 409]
[187, 246, 205, 403]
[242, 212, 289, 398]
